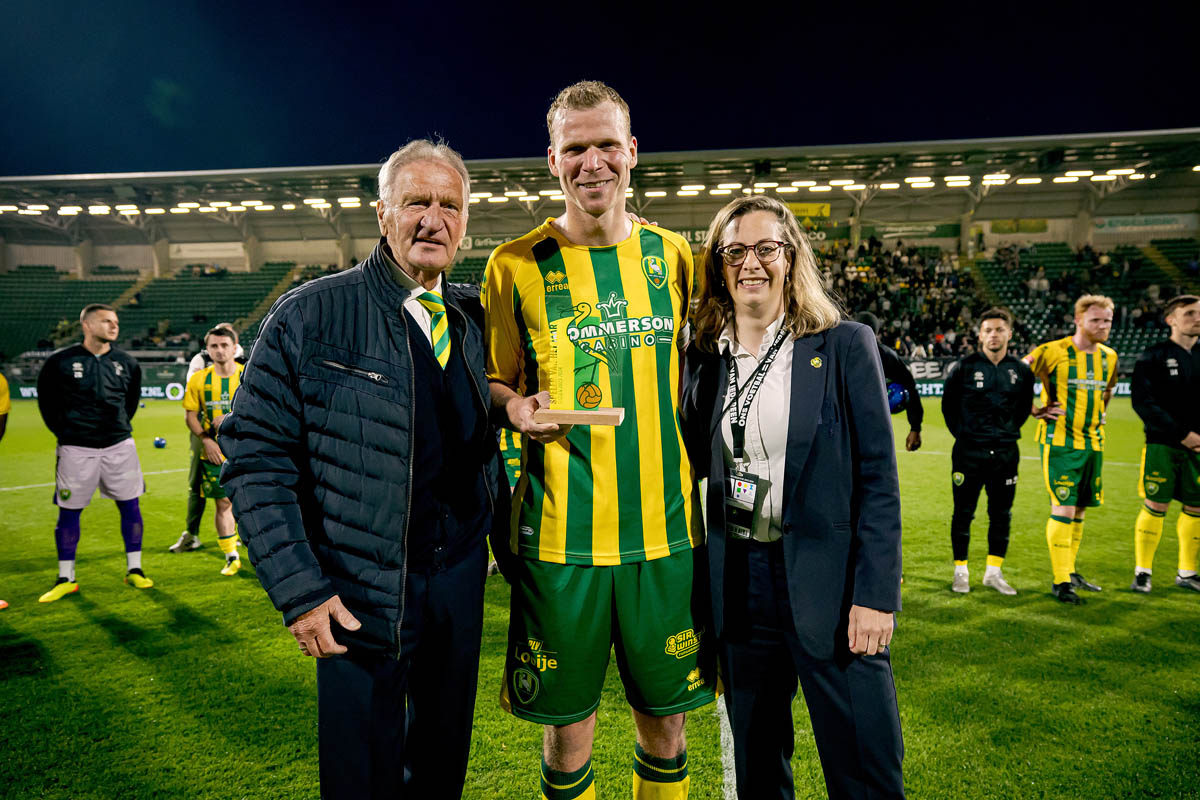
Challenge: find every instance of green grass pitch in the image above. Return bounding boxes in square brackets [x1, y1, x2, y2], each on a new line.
[1, 398, 1197, 799]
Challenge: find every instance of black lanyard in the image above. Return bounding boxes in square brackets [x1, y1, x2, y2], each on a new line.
[724, 325, 789, 463]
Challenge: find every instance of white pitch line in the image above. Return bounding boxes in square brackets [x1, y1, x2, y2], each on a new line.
[716, 696, 739, 800]
[909, 449, 1137, 467]
[0, 467, 187, 492]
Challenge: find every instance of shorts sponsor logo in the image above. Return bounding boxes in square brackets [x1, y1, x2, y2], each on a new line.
[517, 639, 558, 672]
[512, 668, 539, 704]
[665, 628, 700, 659]
[685, 667, 706, 692]
[59, 489, 71, 501]
[952, 472, 965, 486]
[1005, 475, 1018, 486]
[519, 525, 535, 536]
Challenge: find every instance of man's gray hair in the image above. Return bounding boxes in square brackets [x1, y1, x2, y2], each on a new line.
[377, 139, 471, 207]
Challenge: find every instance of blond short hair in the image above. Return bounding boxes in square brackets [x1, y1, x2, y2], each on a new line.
[546, 80, 631, 146]
[1074, 294, 1114, 319]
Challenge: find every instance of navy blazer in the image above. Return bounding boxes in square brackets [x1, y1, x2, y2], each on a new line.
[681, 320, 902, 661]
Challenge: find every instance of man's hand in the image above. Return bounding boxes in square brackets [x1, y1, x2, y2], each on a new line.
[506, 390, 572, 444]
[848, 605, 894, 656]
[201, 437, 225, 464]
[288, 595, 362, 658]
[1031, 402, 1064, 421]
[1182, 431, 1200, 453]
[905, 430, 922, 452]
[626, 211, 657, 227]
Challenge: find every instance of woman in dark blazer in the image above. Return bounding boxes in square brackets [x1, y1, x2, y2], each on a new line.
[681, 195, 905, 799]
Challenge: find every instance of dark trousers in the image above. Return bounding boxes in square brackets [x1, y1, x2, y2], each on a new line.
[316, 540, 487, 800]
[950, 441, 1020, 562]
[721, 540, 904, 800]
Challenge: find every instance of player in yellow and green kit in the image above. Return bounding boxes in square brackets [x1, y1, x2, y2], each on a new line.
[485, 81, 714, 800]
[182, 326, 244, 576]
[1024, 295, 1118, 604]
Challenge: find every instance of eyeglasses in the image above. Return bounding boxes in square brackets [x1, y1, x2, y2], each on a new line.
[717, 240, 788, 266]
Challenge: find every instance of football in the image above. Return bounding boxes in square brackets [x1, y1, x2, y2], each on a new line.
[153, 437, 167, 448]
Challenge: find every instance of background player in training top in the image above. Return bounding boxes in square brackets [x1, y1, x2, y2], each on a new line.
[1024, 295, 1117, 604]
[1130, 294, 1200, 593]
[942, 308, 1034, 595]
[35, 303, 152, 603]
[182, 326, 245, 576]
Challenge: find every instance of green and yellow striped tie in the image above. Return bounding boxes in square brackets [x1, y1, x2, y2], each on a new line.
[416, 290, 450, 369]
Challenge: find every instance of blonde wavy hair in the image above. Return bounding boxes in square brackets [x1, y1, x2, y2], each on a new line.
[692, 195, 843, 352]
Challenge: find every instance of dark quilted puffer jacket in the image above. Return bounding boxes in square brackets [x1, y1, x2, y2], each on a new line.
[219, 242, 506, 656]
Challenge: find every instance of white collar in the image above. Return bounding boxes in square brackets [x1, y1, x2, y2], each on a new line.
[718, 314, 787, 358]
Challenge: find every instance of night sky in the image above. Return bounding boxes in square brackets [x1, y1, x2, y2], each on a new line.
[2, 0, 1196, 176]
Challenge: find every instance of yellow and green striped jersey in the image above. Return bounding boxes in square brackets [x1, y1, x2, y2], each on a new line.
[183, 363, 244, 430]
[483, 218, 700, 566]
[499, 427, 523, 489]
[1025, 337, 1118, 451]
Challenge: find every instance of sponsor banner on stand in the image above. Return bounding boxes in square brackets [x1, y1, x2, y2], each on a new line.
[1093, 214, 1199, 234]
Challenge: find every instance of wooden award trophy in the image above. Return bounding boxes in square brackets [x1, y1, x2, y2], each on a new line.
[531, 304, 625, 427]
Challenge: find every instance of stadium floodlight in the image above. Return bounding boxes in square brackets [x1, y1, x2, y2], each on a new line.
[504, 190, 525, 197]
[828, 179, 854, 186]
[179, 202, 201, 208]
[754, 181, 779, 188]
[198, 207, 217, 213]
[308, 202, 330, 209]
[983, 173, 1010, 181]
[1193, 165, 1200, 171]
[59, 207, 81, 215]
[170, 207, 189, 214]
[844, 184, 866, 191]
[210, 201, 231, 207]
[775, 186, 799, 193]
[0, 205, 17, 211]
[469, 191, 492, 198]
[1107, 169, 1135, 175]
[228, 204, 249, 211]
[681, 184, 705, 191]
[255, 204, 277, 210]
[1052, 176, 1079, 183]
[337, 196, 360, 203]
[809, 186, 832, 192]
[145, 207, 166, 214]
[549, 193, 566, 200]
[487, 196, 508, 203]
[538, 189, 559, 196]
[625, 188, 634, 196]
[88, 205, 111, 214]
[368, 201, 377, 207]
[18, 209, 41, 215]
[1090, 175, 1116, 182]
[1065, 170, 1093, 177]
[1016, 177, 1042, 184]
[519, 195, 536, 202]
[241, 200, 263, 207]
[903, 177, 930, 183]
[1129, 173, 1146, 180]
[944, 176, 970, 182]
[469, 198, 481, 204]
[122, 208, 141, 215]
[303, 197, 326, 205]
[710, 188, 732, 195]
[677, 190, 699, 196]
[282, 203, 297, 210]
[878, 183, 900, 189]
[28, 204, 49, 210]
[644, 190, 667, 197]
[945, 180, 971, 187]
[791, 180, 816, 187]
[717, 182, 742, 189]
[114, 203, 138, 210]
[982, 179, 1007, 186]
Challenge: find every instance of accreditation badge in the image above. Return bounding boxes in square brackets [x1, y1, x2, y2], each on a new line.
[725, 467, 760, 540]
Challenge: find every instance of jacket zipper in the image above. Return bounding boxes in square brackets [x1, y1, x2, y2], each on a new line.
[396, 333, 414, 658]
[319, 358, 391, 385]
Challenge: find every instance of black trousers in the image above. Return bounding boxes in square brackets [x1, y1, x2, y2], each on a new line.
[950, 441, 1020, 562]
[316, 540, 487, 800]
[721, 540, 905, 800]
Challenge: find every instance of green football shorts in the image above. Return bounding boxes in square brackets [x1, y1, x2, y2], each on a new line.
[199, 460, 226, 500]
[1042, 444, 1104, 507]
[501, 547, 717, 725]
[1140, 444, 1200, 506]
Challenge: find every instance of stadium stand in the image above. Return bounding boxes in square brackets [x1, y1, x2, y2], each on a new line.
[0, 265, 136, 360]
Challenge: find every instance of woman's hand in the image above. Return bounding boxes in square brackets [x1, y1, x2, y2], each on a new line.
[847, 605, 894, 655]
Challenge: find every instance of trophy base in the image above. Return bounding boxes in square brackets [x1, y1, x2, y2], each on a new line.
[533, 407, 626, 426]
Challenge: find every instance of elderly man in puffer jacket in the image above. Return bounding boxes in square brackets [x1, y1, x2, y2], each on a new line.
[219, 139, 508, 800]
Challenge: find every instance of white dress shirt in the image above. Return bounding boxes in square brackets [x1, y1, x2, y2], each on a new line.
[385, 252, 443, 348]
[718, 315, 794, 543]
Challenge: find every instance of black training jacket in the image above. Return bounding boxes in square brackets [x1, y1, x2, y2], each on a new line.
[37, 344, 141, 447]
[1132, 339, 1200, 447]
[941, 352, 1034, 446]
[877, 343, 924, 432]
[218, 243, 508, 657]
